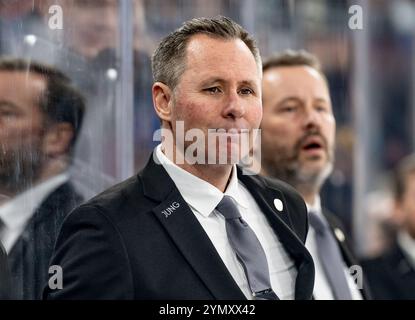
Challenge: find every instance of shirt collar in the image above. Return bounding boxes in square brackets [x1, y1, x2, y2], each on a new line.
[0, 173, 69, 231]
[224, 165, 249, 209]
[306, 196, 322, 215]
[155, 144, 248, 217]
[305, 196, 330, 231]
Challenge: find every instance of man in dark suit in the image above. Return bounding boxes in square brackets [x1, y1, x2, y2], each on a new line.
[0, 58, 85, 299]
[0, 242, 11, 299]
[260, 50, 370, 299]
[43, 16, 314, 300]
[362, 154, 415, 299]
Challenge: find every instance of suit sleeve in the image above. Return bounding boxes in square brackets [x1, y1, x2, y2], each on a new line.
[43, 205, 134, 300]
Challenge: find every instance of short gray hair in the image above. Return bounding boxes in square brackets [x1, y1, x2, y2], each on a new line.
[263, 49, 327, 84]
[151, 15, 261, 89]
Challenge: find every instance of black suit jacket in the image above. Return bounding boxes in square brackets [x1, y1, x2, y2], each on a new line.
[7, 182, 83, 300]
[44, 155, 315, 300]
[362, 241, 415, 300]
[322, 209, 371, 299]
[0, 242, 11, 299]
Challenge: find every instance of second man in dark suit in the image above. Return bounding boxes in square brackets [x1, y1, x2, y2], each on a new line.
[260, 50, 370, 299]
[362, 154, 415, 299]
[0, 58, 85, 299]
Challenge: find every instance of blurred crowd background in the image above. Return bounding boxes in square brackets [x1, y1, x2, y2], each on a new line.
[0, 0, 414, 259]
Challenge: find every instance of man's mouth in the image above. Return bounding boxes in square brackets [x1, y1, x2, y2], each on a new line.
[300, 137, 325, 155]
[302, 142, 322, 150]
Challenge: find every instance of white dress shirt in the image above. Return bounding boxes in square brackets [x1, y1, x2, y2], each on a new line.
[397, 230, 415, 269]
[155, 144, 298, 300]
[0, 173, 69, 253]
[306, 197, 363, 300]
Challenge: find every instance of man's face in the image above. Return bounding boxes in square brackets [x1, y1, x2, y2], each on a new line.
[398, 173, 415, 238]
[0, 71, 46, 193]
[169, 34, 262, 165]
[261, 66, 336, 186]
[60, 0, 119, 59]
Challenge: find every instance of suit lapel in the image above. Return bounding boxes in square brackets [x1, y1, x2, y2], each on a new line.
[322, 209, 373, 300]
[140, 156, 314, 300]
[140, 156, 246, 300]
[322, 209, 356, 266]
[238, 171, 315, 300]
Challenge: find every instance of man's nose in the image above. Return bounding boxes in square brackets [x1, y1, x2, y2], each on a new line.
[303, 106, 320, 130]
[222, 91, 245, 119]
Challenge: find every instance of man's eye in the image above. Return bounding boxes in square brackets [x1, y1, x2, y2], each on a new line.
[0, 110, 18, 118]
[204, 87, 222, 94]
[239, 88, 254, 95]
[280, 106, 297, 113]
[316, 105, 328, 112]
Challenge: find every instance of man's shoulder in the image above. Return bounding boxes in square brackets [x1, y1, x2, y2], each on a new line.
[247, 175, 307, 215]
[81, 175, 144, 212]
[41, 181, 83, 208]
[361, 242, 415, 299]
[50, 175, 144, 243]
[360, 244, 402, 291]
[263, 175, 304, 197]
[32, 181, 84, 226]
[241, 172, 306, 207]
[361, 254, 386, 272]
[362, 242, 405, 270]
[239, 171, 308, 241]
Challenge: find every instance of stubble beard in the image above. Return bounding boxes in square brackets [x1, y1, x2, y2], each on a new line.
[0, 143, 44, 196]
[262, 136, 334, 192]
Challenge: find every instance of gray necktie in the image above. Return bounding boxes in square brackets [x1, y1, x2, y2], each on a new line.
[216, 196, 279, 300]
[308, 210, 352, 300]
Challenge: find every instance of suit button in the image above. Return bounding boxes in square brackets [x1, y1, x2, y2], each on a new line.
[334, 228, 345, 242]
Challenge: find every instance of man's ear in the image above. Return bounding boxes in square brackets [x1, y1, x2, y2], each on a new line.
[42, 122, 74, 158]
[152, 82, 174, 122]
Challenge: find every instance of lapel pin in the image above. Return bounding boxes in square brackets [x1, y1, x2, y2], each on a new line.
[334, 228, 345, 242]
[273, 199, 284, 212]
